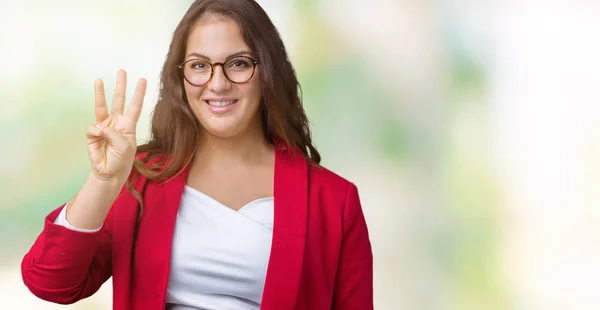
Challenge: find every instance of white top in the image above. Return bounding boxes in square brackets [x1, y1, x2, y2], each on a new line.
[54, 185, 274, 310]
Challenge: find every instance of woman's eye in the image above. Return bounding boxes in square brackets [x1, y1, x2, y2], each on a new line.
[229, 60, 250, 69]
[191, 62, 208, 70]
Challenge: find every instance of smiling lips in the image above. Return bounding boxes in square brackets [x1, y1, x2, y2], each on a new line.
[206, 100, 237, 107]
[204, 99, 238, 113]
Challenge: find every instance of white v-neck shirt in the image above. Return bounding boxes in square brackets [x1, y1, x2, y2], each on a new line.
[54, 185, 275, 310]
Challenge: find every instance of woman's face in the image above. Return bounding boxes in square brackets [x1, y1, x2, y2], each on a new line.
[183, 17, 262, 138]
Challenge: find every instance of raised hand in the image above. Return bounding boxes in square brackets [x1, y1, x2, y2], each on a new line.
[86, 69, 147, 183]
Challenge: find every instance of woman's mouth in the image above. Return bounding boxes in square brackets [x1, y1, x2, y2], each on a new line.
[205, 100, 237, 107]
[204, 99, 238, 113]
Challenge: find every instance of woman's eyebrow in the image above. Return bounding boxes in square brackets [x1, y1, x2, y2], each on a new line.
[185, 50, 253, 61]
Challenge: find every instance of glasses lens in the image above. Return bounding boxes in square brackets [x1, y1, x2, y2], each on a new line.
[184, 59, 212, 86]
[224, 57, 255, 83]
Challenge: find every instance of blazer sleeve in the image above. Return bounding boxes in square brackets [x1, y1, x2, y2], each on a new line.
[332, 183, 374, 310]
[21, 201, 115, 304]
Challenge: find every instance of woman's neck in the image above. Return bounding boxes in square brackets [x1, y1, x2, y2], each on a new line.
[194, 126, 273, 167]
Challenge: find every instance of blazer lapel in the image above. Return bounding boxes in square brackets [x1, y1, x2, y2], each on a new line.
[119, 163, 190, 308]
[261, 147, 309, 309]
[153, 165, 190, 305]
[111, 173, 150, 308]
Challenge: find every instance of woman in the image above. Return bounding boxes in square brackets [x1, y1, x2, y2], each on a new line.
[21, 0, 373, 309]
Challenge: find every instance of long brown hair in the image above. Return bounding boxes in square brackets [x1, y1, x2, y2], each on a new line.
[126, 0, 320, 207]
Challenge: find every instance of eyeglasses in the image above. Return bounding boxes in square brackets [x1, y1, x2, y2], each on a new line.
[178, 55, 260, 87]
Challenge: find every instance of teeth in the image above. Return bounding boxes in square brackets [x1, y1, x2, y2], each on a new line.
[207, 100, 236, 107]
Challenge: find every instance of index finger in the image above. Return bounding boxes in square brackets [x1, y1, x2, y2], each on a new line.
[94, 79, 109, 123]
[125, 78, 147, 124]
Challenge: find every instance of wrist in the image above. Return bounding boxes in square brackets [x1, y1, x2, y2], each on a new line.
[87, 171, 126, 194]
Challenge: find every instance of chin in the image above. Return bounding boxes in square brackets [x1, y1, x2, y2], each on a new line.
[203, 125, 242, 138]
[200, 116, 249, 138]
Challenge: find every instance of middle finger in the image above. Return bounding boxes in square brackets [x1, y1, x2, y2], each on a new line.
[111, 69, 127, 115]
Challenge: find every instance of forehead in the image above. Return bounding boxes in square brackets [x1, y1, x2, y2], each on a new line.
[186, 17, 250, 60]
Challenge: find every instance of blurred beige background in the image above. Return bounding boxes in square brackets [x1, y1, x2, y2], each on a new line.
[1, 0, 599, 309]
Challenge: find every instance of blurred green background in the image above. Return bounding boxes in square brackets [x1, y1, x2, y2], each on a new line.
[2, 1, 599, 309]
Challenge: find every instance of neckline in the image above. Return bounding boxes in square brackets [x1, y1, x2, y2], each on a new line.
[183, 185, 274, 212]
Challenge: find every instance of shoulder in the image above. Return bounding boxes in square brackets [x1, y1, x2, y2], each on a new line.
[278, 145, 355, 195]
[308, 163, 353, 188]
[122, 152, 169, 193]
[307, 163, 359, 203]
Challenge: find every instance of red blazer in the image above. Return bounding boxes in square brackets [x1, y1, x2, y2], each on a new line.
[21, 148, 373, 309]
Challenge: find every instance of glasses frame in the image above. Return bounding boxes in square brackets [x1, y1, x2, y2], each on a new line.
[177, 55, 260, 87]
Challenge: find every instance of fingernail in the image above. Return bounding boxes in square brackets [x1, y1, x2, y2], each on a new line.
[96, 124, 105, 129]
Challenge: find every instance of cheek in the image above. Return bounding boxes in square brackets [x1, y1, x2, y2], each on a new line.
[184, 84, 202, 100]
[245, 80, 262, 104]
